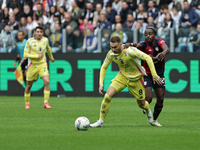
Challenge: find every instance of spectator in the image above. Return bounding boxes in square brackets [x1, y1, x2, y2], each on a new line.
[157, 4, 168, 28]
[105, 3, 117, 24]
[7, 0, 21, 10]
[50, 12, 60, 33]
[48, 6, 57, 24]
[0, 25, 13, 53]
[72, 27, 84, 52]
[101, 29, 111, 52]
[8, 15, 19, 30]
[81, 18, 93, 36]
[93, 3, 106, 28]
[168, 0, 182, 12]
[111, 23, 127, 44]
[32, 0, 40, 12]
[163, 12, 175, 28]
[157, 0, 172, 9]
[26, 16, 39, 31]
[123, 13, 135, 29]
[60, 25, 74, 52]
[84, 2, 94, 23]
[132, 16, 147, 33]
[38, 15, 49, 29]
[76, 0, 86, 12]
[62, 12, 78, 31]
[136, 3, 148, 23]
[20, 0, 33, 10]
[49, 23, 62, 53]
[33, 3, 47, 23]
[178, 27, 199, 52]
[147, 0, 159, 24]
[112, 0, 122, 15]
[22, 4, 33, 19]
[111, 14, 122, 30]
[44, 26, 51, 38]
[196, 23, 200, 51]
[19, 17, 28, 31]
[13, 6, 23, 22]
[171, 7, 181, 27]
[1, 7, 9, 24]
[190, 0, 200, 17]
[58, 6, 66, 24]
[97, 13, 111, 29]
[179, 0, 199, 28]
[64, 0, 74, 11]
[69, 1, 82, 22]
[120, 1, 132, 24]
[81, 28, 98, 53]
[147, 16, 155, 27]
[124, 0, 137, 11]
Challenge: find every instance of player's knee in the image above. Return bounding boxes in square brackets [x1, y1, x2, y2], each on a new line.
[146, 95, 153, 103]
[44, 79, 49, 86]
[104, 94, 112, 103]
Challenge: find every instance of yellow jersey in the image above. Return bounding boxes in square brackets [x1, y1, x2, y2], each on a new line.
[99, 46, 158, 84]
[24, 37, 54, 66]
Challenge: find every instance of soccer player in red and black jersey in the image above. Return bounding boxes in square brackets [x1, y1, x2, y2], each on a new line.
[126, 28, 169, 126]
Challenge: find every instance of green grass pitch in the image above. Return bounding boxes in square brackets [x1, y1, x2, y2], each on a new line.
[0, 96, 200, 150]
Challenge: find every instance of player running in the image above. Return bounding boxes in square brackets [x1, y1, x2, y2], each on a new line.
[128, 28, 169, 126]
[24, 26, 55, 109]
[90, 36, 163, 127]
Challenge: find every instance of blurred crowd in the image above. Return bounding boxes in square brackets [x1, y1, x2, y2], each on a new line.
[0, 0, 200, 53]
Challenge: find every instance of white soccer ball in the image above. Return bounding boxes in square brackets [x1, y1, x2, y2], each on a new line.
[75, 116, 90, 130]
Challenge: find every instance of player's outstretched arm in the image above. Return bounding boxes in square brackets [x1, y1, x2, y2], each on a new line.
[46, 40, 54, 62]
[156, 44, 169, 61]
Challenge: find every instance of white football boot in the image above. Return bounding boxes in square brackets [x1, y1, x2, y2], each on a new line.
[90, 119, 104, 127]
[146, 108, 153, 124]
[151, 120, 162, 127]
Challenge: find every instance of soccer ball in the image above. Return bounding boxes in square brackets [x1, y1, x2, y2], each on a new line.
[75, 116, 90, 130]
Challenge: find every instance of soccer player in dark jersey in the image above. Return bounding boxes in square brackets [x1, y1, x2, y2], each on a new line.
[126, 28, 169, 126]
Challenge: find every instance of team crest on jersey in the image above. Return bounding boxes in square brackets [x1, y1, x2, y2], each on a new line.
[39, 47, 42, 51]
[115, 57, 118, 60]
[155, 47, 159, 51]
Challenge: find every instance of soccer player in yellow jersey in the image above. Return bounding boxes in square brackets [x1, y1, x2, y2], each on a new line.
[24, 26, 55, 109]
[90, 36, 163, 127]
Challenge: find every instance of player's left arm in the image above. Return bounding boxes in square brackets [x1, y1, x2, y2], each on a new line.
[46, 40, 55, 62]
[156, 39, 169, 61]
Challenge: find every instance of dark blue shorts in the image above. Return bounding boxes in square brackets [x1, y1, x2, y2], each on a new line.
[144, 74, 165, 89]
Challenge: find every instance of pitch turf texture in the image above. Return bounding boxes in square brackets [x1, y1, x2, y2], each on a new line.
[0, 96, 200, 150]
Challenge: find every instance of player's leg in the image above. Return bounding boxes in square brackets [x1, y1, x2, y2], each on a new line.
[90, 73, 126, 127]
[24, 65, 38, 109]
[152, 87, 165, 126]
[24, 81, 33, 109]
[41, 75, 51, 109]
[128, 77, 153, 124]
[39, 64, 51, 109]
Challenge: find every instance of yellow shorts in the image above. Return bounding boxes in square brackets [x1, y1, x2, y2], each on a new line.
[110, 73, 145, 100]
[26, 63, 49, 81]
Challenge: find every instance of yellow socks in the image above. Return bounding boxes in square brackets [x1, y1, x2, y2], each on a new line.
[143, 101, 150, 113]
[24, 92, 30, 104]
[44, 90, 50, 103]
[100, 94, 112, 120]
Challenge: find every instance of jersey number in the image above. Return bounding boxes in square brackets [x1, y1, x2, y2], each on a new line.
[139, 89, 143, 95]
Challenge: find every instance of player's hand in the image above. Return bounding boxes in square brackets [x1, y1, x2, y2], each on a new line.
[13, 61, 16, 67]
[50, 59, 55, 62]
[156, 52, 165, 61]
[99, 84, 104, 95]
[38, 54, 43, 58]
[153, 76, 163, 86]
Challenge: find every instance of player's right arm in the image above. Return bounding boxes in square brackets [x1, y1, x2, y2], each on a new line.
[99, 52, 112, 95]
[24, 39, 40, 59]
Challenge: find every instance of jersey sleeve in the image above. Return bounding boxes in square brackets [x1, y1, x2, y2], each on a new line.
[128, 47, 158, 78]
[99, 51, 113, 85]
[139, 41, 147, 51]
[23, 39, 38, 59]
[158, 39, 166, 47]
[46, 39, 54, 60]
